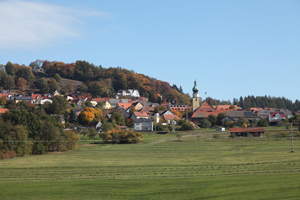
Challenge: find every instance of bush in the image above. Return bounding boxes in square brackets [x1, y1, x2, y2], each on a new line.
[0, 150, 17, 159]
[229, 133, 236, 138]
[181, 121, 194, 131]
[100, 128, 144, 144]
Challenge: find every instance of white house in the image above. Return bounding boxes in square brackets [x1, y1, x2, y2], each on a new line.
[134, 118, 153, 131]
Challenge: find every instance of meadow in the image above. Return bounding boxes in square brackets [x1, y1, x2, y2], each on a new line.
[0, 129, 300, 200]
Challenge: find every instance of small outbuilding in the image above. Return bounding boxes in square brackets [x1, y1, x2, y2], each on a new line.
[229, 127, 264, 137]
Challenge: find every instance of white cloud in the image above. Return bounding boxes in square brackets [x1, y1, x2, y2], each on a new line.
[0, 0, 109, 50]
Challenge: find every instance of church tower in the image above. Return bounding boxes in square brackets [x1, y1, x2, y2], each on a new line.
[192, 80, 200, 111]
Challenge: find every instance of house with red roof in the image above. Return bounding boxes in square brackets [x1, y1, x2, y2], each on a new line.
[131, 112, 149, 119]
[268, 112, 286, 121]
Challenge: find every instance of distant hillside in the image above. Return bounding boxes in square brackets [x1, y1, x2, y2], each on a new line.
[39, 60, 191, 104]
[0, 60, 191, 105]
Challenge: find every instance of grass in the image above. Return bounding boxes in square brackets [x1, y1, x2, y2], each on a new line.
[1, 131, 300, 199]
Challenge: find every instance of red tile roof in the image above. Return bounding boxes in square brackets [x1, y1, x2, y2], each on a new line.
[117, 103, 132, 109]
[91, 97, 114, 102]
[0, 94, 9, 98]
[229, 127, 264, 133]
[0, 108, 9, 114]
[163, 115, 180, 121]
[133, 112, 148, 117]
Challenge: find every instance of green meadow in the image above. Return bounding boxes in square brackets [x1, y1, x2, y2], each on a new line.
[1, 130, 300, 200]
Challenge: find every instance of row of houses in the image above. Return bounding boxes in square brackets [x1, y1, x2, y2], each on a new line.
[190, 102, 294, 126]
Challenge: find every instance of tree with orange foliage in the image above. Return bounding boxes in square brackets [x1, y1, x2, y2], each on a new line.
[78, 107, 95, 125]
[172, 110, 182, 119]
[17, 77, 27, 91]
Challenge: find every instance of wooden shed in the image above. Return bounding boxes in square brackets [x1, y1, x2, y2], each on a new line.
[229, 127, 264, 137]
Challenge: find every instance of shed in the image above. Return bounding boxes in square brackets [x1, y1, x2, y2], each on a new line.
[229, 127, 264, 137]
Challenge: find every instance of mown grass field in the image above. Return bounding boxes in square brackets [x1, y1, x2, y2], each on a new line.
[1, 130, 300, 200]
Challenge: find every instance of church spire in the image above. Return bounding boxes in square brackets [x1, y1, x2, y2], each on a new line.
[192, 79, 199, 93]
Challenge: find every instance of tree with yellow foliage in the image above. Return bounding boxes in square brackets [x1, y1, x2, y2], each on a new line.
[78, 107, 95, 125]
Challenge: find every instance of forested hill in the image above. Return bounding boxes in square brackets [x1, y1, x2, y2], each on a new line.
[1, 60, 191, 105]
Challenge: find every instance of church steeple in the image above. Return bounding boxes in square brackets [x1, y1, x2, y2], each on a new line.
[192, 80, 199, 93]
[192, 80, 200, 111]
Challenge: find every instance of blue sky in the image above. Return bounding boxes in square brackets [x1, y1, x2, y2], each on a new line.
[0, 0, 299, 102]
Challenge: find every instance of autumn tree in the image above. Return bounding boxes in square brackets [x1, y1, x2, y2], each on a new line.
[78, 107, 95, 125]
[15, 66, 34, 83]
[172, 110, 182, 119]
[17, 77, 27, 91]
[0, 97, 7, 106]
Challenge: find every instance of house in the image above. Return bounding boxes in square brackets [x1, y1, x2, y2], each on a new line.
[224, 111, 260, 124]
[87, 121, 102, 132]
[128, 89, 140, 98]
[131, 102, 143, 111]
[116, 89, 140, 98]
[117, 107, 130, 119]
[116, 103, 132, 110]
[109, 99, 120, 108]
[38, 99, 53, 105]
[229, 127, 264, 137]
[131, 112, 149, 119]
[134, 118, 153, 131]
[163, 114, 180, 123]
[10, 96, 32, 103]
[52, 90, 63, 96]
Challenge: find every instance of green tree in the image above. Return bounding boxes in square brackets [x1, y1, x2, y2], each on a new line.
[54, 73, 62, 83]
[180, 120, 194, 131]
[256, 118, 269, 127]
[2, 75, 15, 90]
[49, 79, 59, 93]
[36, 78, 49, 93]
[202, 118, 211, 129]
[208, 114, 217, 127]
[15, 67, 34, 83]
[236, 118, 247, 127]
[88, 128, 98, 141]
[9, 125, 31, 156]
[110, 112, 125, 126]
[49, 96, 69, 114]
[5, 62, 16, 75]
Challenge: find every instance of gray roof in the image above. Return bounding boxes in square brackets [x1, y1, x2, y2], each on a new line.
[226, 111, 258, 118]
[134, 118, 153, 123]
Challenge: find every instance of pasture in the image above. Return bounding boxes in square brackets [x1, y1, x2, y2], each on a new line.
[0, 130, 300, 200]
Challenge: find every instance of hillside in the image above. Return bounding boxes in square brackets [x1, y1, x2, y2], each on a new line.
[0, 60, 191, 105]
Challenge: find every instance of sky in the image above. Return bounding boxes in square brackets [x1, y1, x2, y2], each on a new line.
[0, 0, 299, 102]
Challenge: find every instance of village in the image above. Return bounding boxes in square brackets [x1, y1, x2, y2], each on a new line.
[0, 79, 298, 138]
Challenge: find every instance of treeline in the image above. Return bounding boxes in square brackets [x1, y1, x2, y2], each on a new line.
[204, 96, 300, 111]
[0, 99, 79, 159]
[233, 96, 300, 111]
